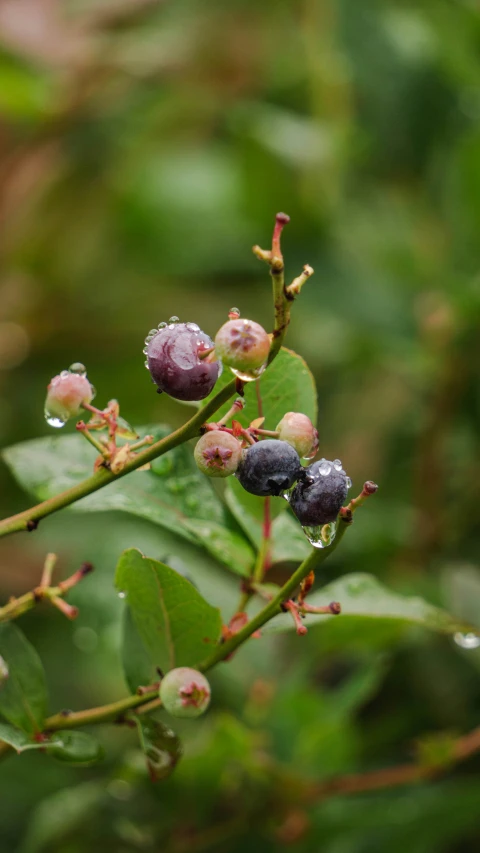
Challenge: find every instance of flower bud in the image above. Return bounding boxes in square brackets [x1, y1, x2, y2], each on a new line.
[159, 667, 211, 718]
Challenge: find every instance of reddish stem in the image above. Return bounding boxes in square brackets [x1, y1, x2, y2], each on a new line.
[272, 212, 290, 263]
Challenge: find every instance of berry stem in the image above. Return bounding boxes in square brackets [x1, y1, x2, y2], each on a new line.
[0, 556, 93, 623]
[76, 423, 109, 458]
[0, 219, 297, 541]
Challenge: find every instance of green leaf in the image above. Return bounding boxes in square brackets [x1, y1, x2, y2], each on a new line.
[182, 519, 254, 577]
[0, 622, 48, 733]
[202, 346, 317, 430]
[0, 721, 50, 753]
[225, 477, 310, 564]
[2, 425, 241, 571]
[48, 731, 104, 765]
[116, 548, 222, 677]
[136, 716, 182, 782]
[264, 573, 480, 636]
[121, 606, 159, 693]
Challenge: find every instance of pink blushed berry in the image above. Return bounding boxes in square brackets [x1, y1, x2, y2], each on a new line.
[276, 412, 319, 459]
[146, 322, 220, 401]
[45, 367, 94, 428]
[194, 431, 242, 478]
[159, 667, 211, 718]
[214, 319, 270, 373]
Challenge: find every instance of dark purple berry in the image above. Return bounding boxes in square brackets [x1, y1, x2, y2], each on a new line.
[236, 439, 301, 497]
[146, 323, 220, 401]
[290, 459, 349, 526]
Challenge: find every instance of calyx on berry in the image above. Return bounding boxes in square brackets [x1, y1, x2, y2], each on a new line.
[214, 318, 270, 373]
[194, 431, 242, 478]
[276, 412, 318, 459]
[45, 364, 94, 428]
[159, 667, 211, 718]
[236, 439, 301, 497]
[290, 459, 349, 526]
[145, 321, 220, 401]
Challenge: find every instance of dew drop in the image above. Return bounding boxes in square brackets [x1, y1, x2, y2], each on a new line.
[142, 346, 148, 354]
[346, 476, 352, 489]
[318, 459, 332, 476]
[229, 362, 267, 383]
[302, 520, 337, 548]
[60, 369, 70, 379]
[333, 459, 342, 471]
[144, 359, 149, 368]
[118, 591, 126, 599]
[69, 362, 87, 376]
[168, 316, 180, 324]
[186, 322, 200, 332]
[148, 329, 157, 336]
[454, 632, 480, 650]
[229, 307, 240, 317]
[158, 321, 167, 329]
[45, 411, 66, 428]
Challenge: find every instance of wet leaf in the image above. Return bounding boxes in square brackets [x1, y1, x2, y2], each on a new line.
[116, 549, 222, 677]
[201, 346, 317, 430]
[264, 573, 480, 637]
[0, 721, 52, 753]
[136, 716, 182, 782]
[48, 731, 104, 765]
[0, 622, 48, 733]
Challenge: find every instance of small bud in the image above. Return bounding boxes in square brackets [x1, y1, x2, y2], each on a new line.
[215, 319, 270, 373]
[194, 431, 242, 478]
[45, 368, 94, 428]
[276, 412, 318, 459]
[159, 667, 211, 718]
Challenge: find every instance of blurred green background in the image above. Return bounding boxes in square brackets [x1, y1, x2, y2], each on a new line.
[0, 0, 480, 850]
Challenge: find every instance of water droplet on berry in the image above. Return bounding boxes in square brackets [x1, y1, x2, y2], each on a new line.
[44, 411, 66, 428]
[346, 476, 352, 489]
[453, 632, 480, 650]
[158, 321, 167, 329]
[89, 385, 96, 399]
[186, 322, 200, 332]
[333, 459, 342, 471]
[229, 307, 241, 318]
[69, 362, 87, 376]
[144, 359, 149, 368]
[228, 362, 267, 383]
[302, 520, 337, 548]
[318, 459, 332, 476]
[143, 346, 148, 354]
[60, 369, 70, 379]
[168, 316, 180, 324]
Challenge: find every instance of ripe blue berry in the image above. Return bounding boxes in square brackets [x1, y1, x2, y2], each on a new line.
[215, 318, 270, 373]
[194, 431, 242, 478]
[146, 322, 220, 401]
[290, 459, 349, 525]
[276, 412, 319, 459]
[159, 667, 211, 718]
[236, 439, 301, 497]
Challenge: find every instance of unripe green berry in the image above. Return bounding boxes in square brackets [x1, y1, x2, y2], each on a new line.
[214, 319, 270, 372]
[194, 431, 242, 478]
[159, 667, 211, 718]
[276, 412, 318, 459]
[45, 368, 94, 428]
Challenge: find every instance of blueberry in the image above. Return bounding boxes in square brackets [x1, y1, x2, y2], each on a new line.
[146, 323, 220, 401]
[290, 459, 348, 525]
[236, 439, 302, 497]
